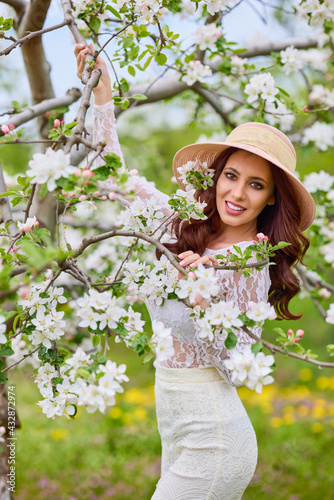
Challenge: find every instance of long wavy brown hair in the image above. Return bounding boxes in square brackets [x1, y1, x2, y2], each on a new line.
[157, 147, 310, 320]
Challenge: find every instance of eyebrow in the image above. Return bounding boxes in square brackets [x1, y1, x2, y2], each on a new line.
[226, 167, 269, 185]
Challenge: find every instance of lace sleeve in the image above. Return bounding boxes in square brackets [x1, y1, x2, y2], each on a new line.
[93, 101, 174, 220]
[199, 253, 271, 380]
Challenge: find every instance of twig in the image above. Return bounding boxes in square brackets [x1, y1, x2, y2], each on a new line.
[24, 184, 36, 222]
[0, 19, 70, 56]
[242, 325, 334, 368]
[3, 346, 40, 373]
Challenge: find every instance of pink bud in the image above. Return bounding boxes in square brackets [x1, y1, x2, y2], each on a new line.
[227, 249, 231, 254]
[21, 286, 30, 299]
[108, 192, 116, 201]
[70, 193, 76, 198]
[188, 271, 196, 280]
[142, 5, 148, 11]
[23, 225, 31, 232]
[94, 191, 100, 196]
[253, 240, 257, 244]
[133, 295, 138, 302]
[296, 329, 304, 338]
[171, 176, 177, 183]
[248, 301, 255, 310]
[82, 169, 92, 178]
[128, 286, 135, 292]
[287, 329, 294, 336]
[126, 295, 132, 301]
[101, 195, 107, 200]
[114, 221, 121, 227]
[129, 169, 138, 176]
[12, 246, 18, 252]
[293, 338, 299, 343]
[256, 232, 265, 241]
[44, 111, 51, 118]
[74, 168, 82, 177]
[9, 124, 15, 130]
[264, 235, 268, 240]
[54, 119, 60, 128]
[1, 125, 9, 134]
[85, 181, 91, 185]
[79, 195, 87, 201]
[61, 120, 65, 125]
[34, 220, 39, 227]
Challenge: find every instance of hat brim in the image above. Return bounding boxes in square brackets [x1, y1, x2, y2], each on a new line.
[173, 141, 316, 231]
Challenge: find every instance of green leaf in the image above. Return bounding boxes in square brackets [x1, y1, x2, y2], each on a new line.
[39, 183, 48, 200]
[51, 377, 64, 387]
[155, 52, 167, 66]
[120, 79, 130, 93]
[326, 344, 334, 357]
[251, 342, 262, 355]
[92, 335, 101, 347]
[0, 372, 8, 383]
[93, 166, 111, 180]
[277, 87, 290, 98]
[128, 65, 136, 77]
[143, 55, 153, 70]
[143, 352, 154, 364]
[89, 16, 101, 33]
[225, 332, 238, 350]
[0, 190, 18, 199]
[0, 360, 3, 371]
[105, 4, 121, 18]
[130, 94, 147, 100]
[0, 344, 14, 357]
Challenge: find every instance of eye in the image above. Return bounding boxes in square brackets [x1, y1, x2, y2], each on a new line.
[225, 172, 236, 180]
[251, 182, 263, 190]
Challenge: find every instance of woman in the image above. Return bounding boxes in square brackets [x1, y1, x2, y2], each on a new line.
[75, 44, 316, 499]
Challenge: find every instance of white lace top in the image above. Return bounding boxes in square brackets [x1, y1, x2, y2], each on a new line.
[93, 101, 271, 384]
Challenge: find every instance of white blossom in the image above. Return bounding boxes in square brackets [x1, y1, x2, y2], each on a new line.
[0, 315, 7, 344]
[27, 148, 76, 192]
[151, 320, 175, 366]
[176, 159, 215, 191]
[244, 73, 279, 104]
[246, 301, 277, 322]
[183, 60, 212, 86]
[326, 304, 334, 324]
[302, 122, 334, 151]
[224, 345, 275, 393]
[303, 170, 334, 193]
[280, 46, 304, 75]
[193, 24, 222, 51]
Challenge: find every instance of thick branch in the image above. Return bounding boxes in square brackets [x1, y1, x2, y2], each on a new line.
[192, 83, 235, 127]
[236, 35, 318, 59]
[0, 88, 81, 135]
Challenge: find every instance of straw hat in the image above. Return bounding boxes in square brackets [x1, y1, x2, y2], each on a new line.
[173, 121, 316, 231]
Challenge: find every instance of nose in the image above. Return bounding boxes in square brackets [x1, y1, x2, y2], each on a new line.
[231, 180, 246, 201]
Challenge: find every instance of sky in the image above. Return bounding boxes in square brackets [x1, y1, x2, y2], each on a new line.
[0, 0, 315, 127]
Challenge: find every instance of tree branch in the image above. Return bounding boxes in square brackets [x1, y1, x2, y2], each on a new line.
[0, 88, 81, 135]
[0, 162, 17, 237]
[0, 19, 71, 56]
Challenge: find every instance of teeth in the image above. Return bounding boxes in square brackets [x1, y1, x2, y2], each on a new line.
[227, 201, 245, 211]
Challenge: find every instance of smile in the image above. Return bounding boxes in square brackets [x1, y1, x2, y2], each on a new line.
[225, 201, 247, 215]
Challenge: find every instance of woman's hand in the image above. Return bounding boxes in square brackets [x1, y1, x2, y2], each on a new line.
[177, 251, 218, 280]
[74, 43, 112, 104]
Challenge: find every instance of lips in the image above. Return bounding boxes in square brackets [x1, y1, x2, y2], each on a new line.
[226, 200, 246, 209]
[225, 200, 247, 215]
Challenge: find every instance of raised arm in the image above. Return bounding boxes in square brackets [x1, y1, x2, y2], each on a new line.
[74, 43, 173, 220]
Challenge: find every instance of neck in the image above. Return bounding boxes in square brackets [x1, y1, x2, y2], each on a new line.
[213, 222, 258, 245]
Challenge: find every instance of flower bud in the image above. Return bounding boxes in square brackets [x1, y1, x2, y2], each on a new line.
[85, 181, 91, 185]
[126, 295, 132, 301]
[9, 124, 15, 130]
[296, 329, 304, 338]
[1, 125, 9, 134]
[79, 195, 87, 201]
[114, 221, 121, 227]
[287, 329, 294, 336]
[188, 271, 196, 280]
[128, 286, 135, 292]
[44, 111, 51, 118]
[171, 176, 177, 183]
[227, 249, 231, 254]
[248, 301, 255, 310]
[101, 195, 107, 200]
[74, 168, 82, 177]
[34, 220, 39, 227]
[54, 119, 61, 128]
[23, 225, 31, 232]
[82, 169, 92, 178]
[129, 169, 138, 176]
[293, 338, 299, 343]
[108, 192, 116, 201]
[12, 246, 18, 252]
[94, 191, 100, 196]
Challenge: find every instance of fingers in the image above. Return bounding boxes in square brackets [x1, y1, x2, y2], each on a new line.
[178, 251, 213, 269]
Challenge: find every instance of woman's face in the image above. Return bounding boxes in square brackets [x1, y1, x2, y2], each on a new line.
[216, 150, 275, 233]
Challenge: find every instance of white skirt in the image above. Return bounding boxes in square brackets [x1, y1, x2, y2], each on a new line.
[152, 366, 258, 500]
